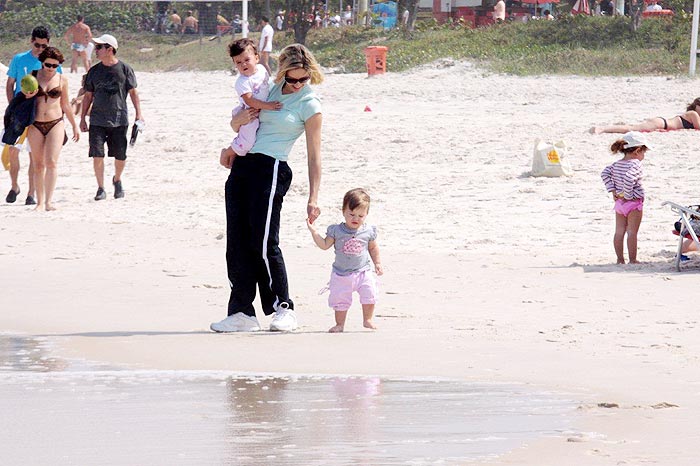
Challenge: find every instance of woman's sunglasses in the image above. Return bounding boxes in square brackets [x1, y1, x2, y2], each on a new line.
[43, 62, 59, 69]
[284, 75, 310, 85]
[95, 44, 111, 50]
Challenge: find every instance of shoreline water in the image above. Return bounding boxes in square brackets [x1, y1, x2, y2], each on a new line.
[1, 335, 582, 465]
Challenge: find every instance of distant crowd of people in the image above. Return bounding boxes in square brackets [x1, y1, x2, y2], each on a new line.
[145, 3, 362, 37]
[496, 0, 667, 21]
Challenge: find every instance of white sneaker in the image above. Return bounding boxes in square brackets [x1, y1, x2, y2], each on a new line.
[269, 303, 298, 332]
[210, 312, 261, 333]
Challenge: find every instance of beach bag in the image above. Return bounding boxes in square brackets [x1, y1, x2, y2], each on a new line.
[531, 139, 572, 177]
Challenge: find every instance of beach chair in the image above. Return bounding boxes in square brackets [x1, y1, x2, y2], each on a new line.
[662, 201, 700, 271]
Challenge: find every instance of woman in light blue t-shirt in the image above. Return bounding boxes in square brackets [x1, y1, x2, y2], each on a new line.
[211, 44, 324, 334]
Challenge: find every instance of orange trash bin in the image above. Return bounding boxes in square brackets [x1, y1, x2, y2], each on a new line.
[364, 46, 388, 76]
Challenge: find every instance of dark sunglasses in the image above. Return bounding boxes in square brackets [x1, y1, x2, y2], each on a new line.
[95, 44, 111, 50]
[43, 62, 59, 69]
[33, 42, 48, 49]
[284, 75, 310, 85]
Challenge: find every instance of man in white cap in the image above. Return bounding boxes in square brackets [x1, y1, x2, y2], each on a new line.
[79, 34, 144, 201]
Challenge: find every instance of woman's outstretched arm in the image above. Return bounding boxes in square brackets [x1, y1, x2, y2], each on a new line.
[304, 112, 322, 223]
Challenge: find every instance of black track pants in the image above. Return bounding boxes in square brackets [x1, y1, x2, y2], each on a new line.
[225, 153, 294, 317]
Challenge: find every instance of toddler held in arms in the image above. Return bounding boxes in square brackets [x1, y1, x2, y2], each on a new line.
[220, 38, 281, 166]
[306, 188, 383, 333]
[601, 131, 649, 264]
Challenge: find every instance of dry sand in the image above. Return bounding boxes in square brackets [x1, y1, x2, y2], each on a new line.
[2, 61, 700, 464]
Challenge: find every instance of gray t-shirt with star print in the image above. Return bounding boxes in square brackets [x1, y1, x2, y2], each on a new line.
[326, 223, 378, 276]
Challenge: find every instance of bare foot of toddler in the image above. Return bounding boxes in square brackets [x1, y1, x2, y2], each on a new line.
[328, 325, 344, 333]
[363, 319, 377, 330]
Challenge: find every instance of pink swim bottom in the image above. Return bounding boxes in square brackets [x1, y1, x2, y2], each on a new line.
[328, 270, 378, 312]
[614, 198, 644, 217]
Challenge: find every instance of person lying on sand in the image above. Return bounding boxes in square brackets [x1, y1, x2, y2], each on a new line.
[591, 98, 700, 134]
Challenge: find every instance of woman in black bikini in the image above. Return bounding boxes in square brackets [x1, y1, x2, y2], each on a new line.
[591, 98, 700, 134]
[26, 47, 79, 211]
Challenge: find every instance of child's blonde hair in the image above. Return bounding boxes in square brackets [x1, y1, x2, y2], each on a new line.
[342, 188, 371, 213]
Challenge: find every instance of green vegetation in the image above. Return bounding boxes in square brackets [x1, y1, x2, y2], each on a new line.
[0, 1, 154, 38]
[0, 11, 694, 76]
[306, 15, 693, 76]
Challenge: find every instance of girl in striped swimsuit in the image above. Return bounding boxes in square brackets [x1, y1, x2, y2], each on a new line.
[601, 131, 649, 264]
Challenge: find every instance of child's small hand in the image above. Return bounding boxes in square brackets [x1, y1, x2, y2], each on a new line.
[375, 263, 384, 276]
[269, 100, 282, 110]
[306, 218, 317, 232]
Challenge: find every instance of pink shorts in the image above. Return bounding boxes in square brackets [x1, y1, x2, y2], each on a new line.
[328, 270, 378, 312]
[614, 198, 644, 217]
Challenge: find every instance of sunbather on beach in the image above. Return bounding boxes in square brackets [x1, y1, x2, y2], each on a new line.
[591, 98, 700, 134]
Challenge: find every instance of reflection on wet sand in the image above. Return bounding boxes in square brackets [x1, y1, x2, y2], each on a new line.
[0, 335, 579, 465]
[224, 376, 385, 465]
[220, 375, 577, 465]
[0, 334, 69, 372]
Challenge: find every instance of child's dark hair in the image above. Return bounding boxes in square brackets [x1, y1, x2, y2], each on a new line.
[687, 97, 700, 111]
[611, 140, 646, 154]
[343, 188, 371, 212]
[228, 38, 257, 58]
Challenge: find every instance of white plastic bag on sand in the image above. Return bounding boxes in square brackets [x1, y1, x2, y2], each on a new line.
[531, 139, 572, 177]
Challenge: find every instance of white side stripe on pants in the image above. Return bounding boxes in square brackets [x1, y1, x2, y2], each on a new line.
[262, 159, 279, 311]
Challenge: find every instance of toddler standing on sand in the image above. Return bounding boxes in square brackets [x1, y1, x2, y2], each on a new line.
[220, 38, 281, 165]
[306, 188, 384, 333]
[601, 131, 649, 264]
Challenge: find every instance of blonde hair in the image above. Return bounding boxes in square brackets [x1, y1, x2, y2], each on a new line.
[274, 43, 324, 86]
